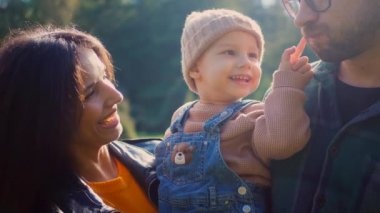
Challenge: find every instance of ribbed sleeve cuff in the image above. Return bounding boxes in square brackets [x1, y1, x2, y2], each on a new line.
[272, 70, 312, 90]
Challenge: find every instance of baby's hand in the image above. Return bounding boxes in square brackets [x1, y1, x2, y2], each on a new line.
[278, 46, 312, 74]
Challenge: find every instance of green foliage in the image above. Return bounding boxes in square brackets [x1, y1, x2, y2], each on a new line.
[0, 0, 316, 135]
[118, 99, 138, 139]
[0, 0, 78, 38]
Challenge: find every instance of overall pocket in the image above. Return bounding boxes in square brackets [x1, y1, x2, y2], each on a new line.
[159, 134, 208, 185]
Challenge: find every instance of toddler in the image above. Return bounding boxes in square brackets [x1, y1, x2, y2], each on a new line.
[155, 8, 313, 213]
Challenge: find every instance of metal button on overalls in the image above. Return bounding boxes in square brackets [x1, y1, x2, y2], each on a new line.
[238, 186, 247, 195]
[242, 205, 251, 213]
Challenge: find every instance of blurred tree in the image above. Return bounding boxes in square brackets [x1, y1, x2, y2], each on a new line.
[118, 99, 138, 139]
[0, 0, 79, 38]
[33, 0, 79, 24]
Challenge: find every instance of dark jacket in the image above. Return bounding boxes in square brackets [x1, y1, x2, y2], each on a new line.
[270, 62, 380, 213]
[56, 138, 161, 212]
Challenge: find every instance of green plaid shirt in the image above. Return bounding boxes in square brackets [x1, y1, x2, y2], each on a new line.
[270, 61, 380, 213]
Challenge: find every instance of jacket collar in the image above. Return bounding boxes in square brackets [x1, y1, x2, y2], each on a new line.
[312, 61, 339, 82]
[108, 140, 159, 206]
[56, 140, 160, 211]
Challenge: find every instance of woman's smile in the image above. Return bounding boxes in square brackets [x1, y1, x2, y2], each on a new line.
[98, 111, 120, 129]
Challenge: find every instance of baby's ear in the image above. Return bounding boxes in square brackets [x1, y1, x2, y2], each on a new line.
[189, 67, 201, 79]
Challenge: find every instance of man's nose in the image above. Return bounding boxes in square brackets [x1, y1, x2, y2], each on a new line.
[294, 0, 319, 28]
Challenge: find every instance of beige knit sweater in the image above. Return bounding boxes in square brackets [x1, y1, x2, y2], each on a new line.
[164, 70, 311, 186]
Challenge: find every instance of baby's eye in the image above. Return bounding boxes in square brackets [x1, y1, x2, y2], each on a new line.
[222, 50, 236, 56]
[248, 52, 258, 59]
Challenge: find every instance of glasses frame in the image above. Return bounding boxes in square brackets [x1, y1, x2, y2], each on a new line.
[282, 0, 332, 18]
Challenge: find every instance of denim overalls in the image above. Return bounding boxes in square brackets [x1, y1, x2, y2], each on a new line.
[156, 100, 270, 213]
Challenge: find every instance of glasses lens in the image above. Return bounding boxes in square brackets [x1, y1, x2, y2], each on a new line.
[283, 0, 300, 19]
[309, 0, 331, 12]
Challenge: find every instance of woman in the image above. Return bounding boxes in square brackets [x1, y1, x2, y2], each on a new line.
[0, 26, 159, 212]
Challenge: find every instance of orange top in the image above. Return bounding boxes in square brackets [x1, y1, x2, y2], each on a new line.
[86, 159, 157, 213]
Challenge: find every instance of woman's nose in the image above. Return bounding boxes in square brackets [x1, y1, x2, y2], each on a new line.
[112, 88, 123, 104]
[104, 82, 123, 107]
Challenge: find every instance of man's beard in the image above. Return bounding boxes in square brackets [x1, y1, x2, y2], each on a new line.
[305, 4, 380, 62]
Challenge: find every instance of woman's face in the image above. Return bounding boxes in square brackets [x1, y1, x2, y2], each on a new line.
[74, 48, 123, 148]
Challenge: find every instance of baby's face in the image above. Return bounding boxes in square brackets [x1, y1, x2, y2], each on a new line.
[189, 31, 262, 104]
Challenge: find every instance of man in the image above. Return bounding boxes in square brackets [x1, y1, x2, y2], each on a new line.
[271, 0, 380, 212]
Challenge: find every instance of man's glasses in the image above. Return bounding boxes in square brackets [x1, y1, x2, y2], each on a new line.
[282, 0, 331, 18]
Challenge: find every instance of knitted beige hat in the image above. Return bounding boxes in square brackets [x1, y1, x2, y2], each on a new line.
[181, 8, 265, 93]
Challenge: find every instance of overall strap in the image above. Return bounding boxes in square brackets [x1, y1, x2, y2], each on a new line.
[170, 101, 198, 133]
[203, 99, 257, 133]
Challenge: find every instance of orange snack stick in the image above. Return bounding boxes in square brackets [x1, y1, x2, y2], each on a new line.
[290, 37, 307, 64]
